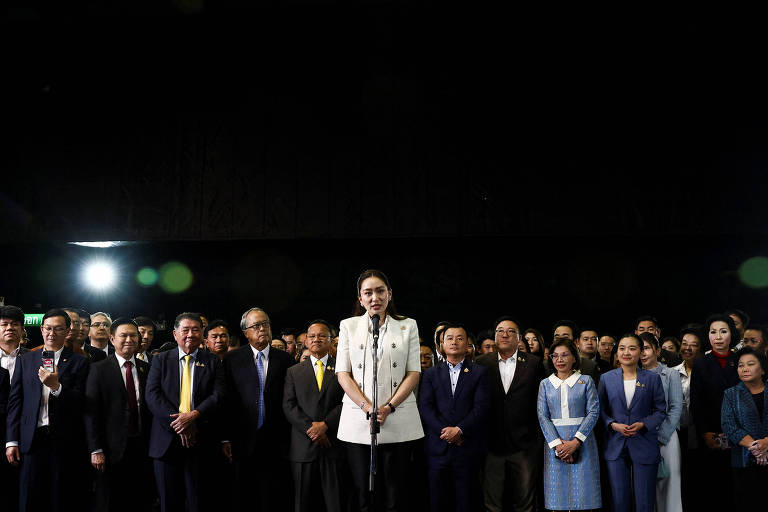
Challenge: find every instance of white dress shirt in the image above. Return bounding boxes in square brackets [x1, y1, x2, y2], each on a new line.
[310, 353, 330, 377]
[115, 353, 141, 405]
[447, 359, 465, 395]
[250, 344, 270, 376]
[498, 350, 518, 393]
[178, 348, 198, 410]
[37, 346, 65, 428]
[624, 379, 637, 407]
[0, 345, 21, 380]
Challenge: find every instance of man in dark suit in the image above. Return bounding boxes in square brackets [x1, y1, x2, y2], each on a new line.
[475, 316, 545, 512]
[419, 323, 490, 512]
[146, 312, 225, 512]
[85, 318, 151, 512]
[0, 305, 29, 512]
[88, 312, 115, 358]
[5, 308, 90, 512]
[283, 319, 345, 512]
[223, 306, 295, 511]
[134, 316, 156, 364]
[577, 327, 612, 375]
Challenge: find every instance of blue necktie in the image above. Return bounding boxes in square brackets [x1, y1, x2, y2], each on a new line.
[256, 351, 265, 429]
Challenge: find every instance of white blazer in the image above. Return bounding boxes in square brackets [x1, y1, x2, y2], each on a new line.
[336, 313, 424, 444]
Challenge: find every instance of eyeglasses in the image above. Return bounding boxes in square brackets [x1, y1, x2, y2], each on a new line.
[91, 322, 110, 328]
[495, 328, 519, 336]
[42, 326, 68, 334]
[306, 334, 330, 341]
[245, 321, 270, 331]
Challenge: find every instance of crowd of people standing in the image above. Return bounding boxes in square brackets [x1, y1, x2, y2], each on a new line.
[1, 269, 767, 512]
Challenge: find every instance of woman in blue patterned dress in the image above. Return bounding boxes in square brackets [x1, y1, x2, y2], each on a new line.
[537, 339, 601, 511]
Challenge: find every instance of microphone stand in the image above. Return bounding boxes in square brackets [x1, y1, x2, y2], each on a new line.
[369, 314, 381, 498]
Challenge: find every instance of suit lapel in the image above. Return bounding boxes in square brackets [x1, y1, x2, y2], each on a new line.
[169, 350, 181, 409]
[320, 356, 335, 394]
[192, 351, 208, 403]
[452, 360, 471, 399]
[613, 371, 629, 411]
[108, 355, 126, 398]
[56, 346, 73, 376]
[508, 352, 526, 394]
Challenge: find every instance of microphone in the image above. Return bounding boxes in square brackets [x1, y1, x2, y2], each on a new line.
[370, 314, 380, 338]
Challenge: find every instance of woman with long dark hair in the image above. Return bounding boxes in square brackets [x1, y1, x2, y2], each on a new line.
[335, 269, 424, 512]
[639, 333, 683, 512]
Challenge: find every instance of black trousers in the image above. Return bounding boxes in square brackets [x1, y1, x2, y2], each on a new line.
[19, 427, 88, 512]
[153, 437, 215, 512]
[235, 452, 290, 512]
[346, 441, 412, 512]
[291, 455, 342, 512]
[92, 437, 151, 512]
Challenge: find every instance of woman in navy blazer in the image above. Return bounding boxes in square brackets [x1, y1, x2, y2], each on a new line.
[598, 333, 666, 512]
[721, 347, 768, 508]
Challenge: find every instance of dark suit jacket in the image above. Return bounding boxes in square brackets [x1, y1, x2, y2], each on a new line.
[0, 366, 9, 447]
[283, 356, 344, 462]
[598, 368, 666, 463]
[690, 351, 739, 435]
[474, 351, 544, 455]
[84, 343, 108, 363]
[418, 360, 490, 462]
[145, 348, 224, 459]
[6, 347, 89, 453]
[223, 344, 295, 459]
[85, 355, 150, 464]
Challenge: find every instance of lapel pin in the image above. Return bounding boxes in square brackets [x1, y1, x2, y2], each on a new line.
[635, 382, 645, 388]
[464, 368, 469, 373]
[62, 358, 67, 362]
[517, 356, 522, 361]
[359, 344, 364, 350]
[391, 343, 396, 349]
[195, 362, 205, 367]
[327, 366, 334, 372]
[578, 380, 585, 384]
[401, 325, 406, 330]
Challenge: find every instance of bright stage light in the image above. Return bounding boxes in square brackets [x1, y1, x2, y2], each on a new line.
[82, 261, 117, 291]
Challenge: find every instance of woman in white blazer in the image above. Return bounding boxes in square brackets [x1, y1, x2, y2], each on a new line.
[336, 269, 424, 512]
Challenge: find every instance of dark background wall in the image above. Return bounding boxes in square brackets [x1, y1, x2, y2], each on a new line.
[2, 4, 768, 346]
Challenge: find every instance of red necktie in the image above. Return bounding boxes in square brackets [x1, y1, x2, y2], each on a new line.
[124, 361, 139, 436]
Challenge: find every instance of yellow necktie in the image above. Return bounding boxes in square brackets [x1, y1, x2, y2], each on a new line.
[316, 360, 324, 391]
[179, 355, 192, 413]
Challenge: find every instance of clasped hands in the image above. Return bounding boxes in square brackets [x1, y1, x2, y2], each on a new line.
[307, 421, 331, 447]
[363, 403, 392, 426]
[748, 438, 768, 463]
[170, 411, 199, 448]
[611, 421, 645, 437]
[554, 439, 580, 463]
[441, 426, 463, 446]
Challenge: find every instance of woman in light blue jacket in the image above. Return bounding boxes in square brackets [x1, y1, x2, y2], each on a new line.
[639, 333, 683, 512]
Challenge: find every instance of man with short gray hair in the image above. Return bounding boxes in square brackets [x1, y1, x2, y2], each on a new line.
[223, 306, 294, 511]
[89, 312, 114, 356]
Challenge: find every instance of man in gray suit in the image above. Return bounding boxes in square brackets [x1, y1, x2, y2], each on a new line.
[283, 319, 345, 512]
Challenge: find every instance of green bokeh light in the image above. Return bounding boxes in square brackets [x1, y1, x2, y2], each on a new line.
[136, 267, 159, 287]
[159, 262, 194, 293]
[738, 256, 768, 288]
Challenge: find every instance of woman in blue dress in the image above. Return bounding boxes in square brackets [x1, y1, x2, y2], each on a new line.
[537, 339, 601, 511]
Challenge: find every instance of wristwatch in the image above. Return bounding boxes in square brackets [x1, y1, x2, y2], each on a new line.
[386, 402, 396, 413]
